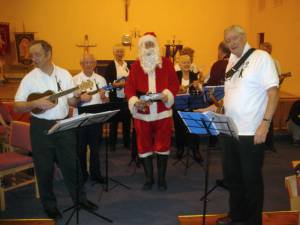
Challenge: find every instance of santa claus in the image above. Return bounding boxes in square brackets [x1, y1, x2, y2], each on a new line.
[125, 32, 179, 191]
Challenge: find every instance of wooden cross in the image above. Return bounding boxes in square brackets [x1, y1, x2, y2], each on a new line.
[76, 34, 97, 54]
[124, 0, 130, 21]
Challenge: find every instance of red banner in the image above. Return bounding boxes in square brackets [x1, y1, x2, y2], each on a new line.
[0, 23, 11, 56]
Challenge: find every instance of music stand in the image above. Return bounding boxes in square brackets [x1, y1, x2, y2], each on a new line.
[203, 85, 224, 103]
[178, 111, 237, 225]
[78, 102, 131, 192]
[173, 94, 207, 174]
[47, 111, 117, 225]
[127, 128, 141, 175]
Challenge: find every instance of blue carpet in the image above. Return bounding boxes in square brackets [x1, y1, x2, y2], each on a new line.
[0, 136, 299, 225]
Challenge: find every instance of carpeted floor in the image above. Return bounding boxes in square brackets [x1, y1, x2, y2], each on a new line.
[0, 136, 300, 225]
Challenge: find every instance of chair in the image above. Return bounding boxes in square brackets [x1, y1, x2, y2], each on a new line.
[0, 120, 39, 211]
[0, 102, 12, 151]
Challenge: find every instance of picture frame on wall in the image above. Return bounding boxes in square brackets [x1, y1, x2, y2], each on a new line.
[15, 32, 34, 65]
[0, 22, 11, 56]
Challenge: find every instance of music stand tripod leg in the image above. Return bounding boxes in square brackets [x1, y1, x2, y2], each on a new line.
[172, 147, 195, 175]
[103, 122, 131, 192]
[62, 125, 113, 225]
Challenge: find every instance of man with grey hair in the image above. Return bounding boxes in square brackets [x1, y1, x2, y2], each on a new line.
[73, 53, 108, 183]
[105, 44, 131, 151]
[216, 25, 279, 225]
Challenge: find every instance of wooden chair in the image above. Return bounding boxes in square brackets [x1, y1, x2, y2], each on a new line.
[0, 121, 39, 211]
[0, 102, 12, 151]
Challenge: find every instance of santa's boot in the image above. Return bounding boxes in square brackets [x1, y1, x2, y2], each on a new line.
[141, 155, 154, 190]
[157, 155, 168, 191]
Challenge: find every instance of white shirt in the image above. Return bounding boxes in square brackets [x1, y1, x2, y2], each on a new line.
[73, 71, 108, 115]
[114, 60, 129, 98]
[15, 65, 75, 120]
[181, 77, 189, 86]
[224, 43, 279, 135]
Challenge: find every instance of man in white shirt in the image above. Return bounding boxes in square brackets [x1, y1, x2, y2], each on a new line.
[14, 40, 98, 220]
[216, 26, 279, 225]
[105, 45, 131, 151]
[73, 53, 108, 183]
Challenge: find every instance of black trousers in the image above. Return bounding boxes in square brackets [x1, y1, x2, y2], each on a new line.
[30, 116, 86, 210]
[78, 123, 103, 179]
[219, 135, 264, 225]
[109, 97, 131, 149]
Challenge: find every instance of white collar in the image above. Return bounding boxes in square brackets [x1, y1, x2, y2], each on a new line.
[230, 42, 251, 61]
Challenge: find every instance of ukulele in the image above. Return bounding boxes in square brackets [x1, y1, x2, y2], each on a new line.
[86, 84, 113, 96]
[87, 76, 127, 95]
[87, 76, 128, 95]
[179, 76, 203, 94]
[110, 76, 128, 89]
[139, 93, 164, 102]
[27, 80, 93, 114]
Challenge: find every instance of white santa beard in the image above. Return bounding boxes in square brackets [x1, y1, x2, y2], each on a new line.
[139, 47, 161, 74]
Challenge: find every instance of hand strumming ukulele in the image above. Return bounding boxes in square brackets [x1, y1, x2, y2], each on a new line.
[27, 80, 93, 114]
[86, 76, 128, 96]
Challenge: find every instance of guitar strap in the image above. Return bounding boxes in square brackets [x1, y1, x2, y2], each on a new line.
[55, 75, 62, 91]
[225, 48, 256, 79]
[94, 78, 99, 91]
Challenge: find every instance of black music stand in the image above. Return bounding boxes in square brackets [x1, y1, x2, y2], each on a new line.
[178, 111, 237, 225]
[78, 102, 131, 192]
[47, 111, 117, 225]
[128, 128, 141, 175]
[173, 94, 207, 174]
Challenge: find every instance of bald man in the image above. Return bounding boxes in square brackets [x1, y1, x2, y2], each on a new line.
[73, 53, 108, 183]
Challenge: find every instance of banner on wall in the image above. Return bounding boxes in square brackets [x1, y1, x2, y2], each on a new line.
[15, 32, 34, 65]
[0, 22, 11, 56]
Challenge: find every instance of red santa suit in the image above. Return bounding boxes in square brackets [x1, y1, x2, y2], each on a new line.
[125, 57, 179, 157]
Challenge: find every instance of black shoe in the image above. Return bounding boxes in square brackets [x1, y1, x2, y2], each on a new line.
[193, 155, 203, 164]
[91, 176, 106, 184]
[175, 150, 184, 159]
[45, 207, 62, 220]
[124, 142, 130, 149]
[142, 179, 154, 191]
[109, 145, 116, 152]
[192, 150, 203, 164]
[293, 140, 300, 146]
[158, 179, 167, 191]
[80, 200, 98, 211]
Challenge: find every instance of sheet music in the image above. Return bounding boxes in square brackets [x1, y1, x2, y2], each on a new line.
[47, 110, 119, 135]
[178, 110, 238, 139]
[81, 110, 119, 126]
[204, 111, 238, 139]
[178, 111, 219, 135]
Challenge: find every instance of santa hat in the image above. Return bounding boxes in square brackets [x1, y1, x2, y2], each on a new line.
[138, 32, 158, 49]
